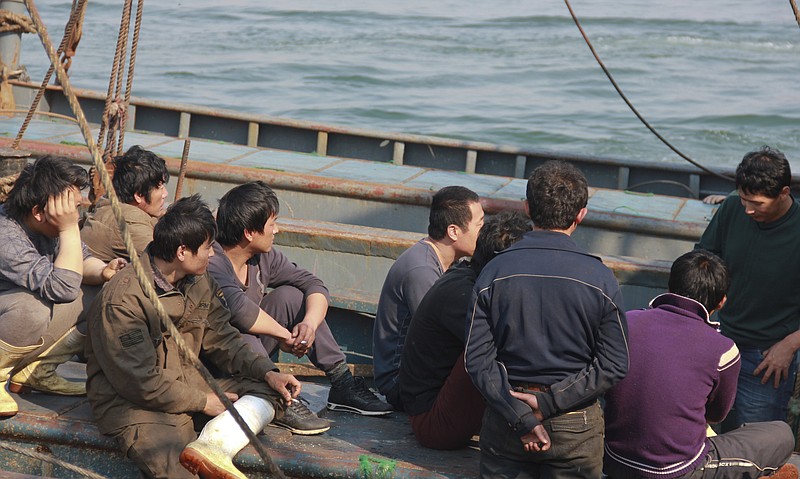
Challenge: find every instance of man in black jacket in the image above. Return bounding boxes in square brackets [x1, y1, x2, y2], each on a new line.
[465, 160, 629, 479]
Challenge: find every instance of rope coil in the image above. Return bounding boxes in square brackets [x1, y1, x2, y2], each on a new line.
[0, 10, 35, 34]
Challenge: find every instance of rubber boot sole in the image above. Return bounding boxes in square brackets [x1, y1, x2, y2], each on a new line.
[327, 402, 393, 416]
[179, 446, 247, 479]
[267, 420, 330, 435]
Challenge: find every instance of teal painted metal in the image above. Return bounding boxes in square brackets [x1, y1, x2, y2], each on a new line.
[9, 80, 755, 199]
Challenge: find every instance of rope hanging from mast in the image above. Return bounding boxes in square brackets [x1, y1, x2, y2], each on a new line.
[12, 0, 88, 151]
[791, 0, 800, 29]
[562, 0, 734, 184]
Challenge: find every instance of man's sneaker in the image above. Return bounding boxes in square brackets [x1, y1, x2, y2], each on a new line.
[327, 376, 393, 416]
[270, 397, 331, 435]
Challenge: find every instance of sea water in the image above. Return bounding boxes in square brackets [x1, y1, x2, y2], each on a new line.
[18, 0, 800, 170]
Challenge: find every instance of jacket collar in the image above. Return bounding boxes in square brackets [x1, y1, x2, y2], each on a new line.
[499, 230, 601, 261]
[648, 293, 718, 329]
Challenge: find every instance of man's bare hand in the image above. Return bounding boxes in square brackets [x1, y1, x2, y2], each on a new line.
[202, 391, 239, 416]
[265, 371, 301, 404]
[101, 258, 128, 282]
[45, 188, 80, 232]
[520, 425, 551, 452]
[289, 321, 316, 357]
[510, 390, 545, 421]
[754, 338, 796, 388]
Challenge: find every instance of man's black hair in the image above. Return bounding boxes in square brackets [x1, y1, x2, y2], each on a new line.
[112, 146, 170, 204]
[526, 160, 588, 230]
[4, 155, 89, 222]
[735, 146, 791, 198]
[215, 181, 280, 247]
[669, 250, 729, 313]
[470, 211, 531, 273]
[427, 186, 480, 240]
[150, 194, 216, 262]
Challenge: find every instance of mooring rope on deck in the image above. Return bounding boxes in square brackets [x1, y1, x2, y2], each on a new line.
[0, 440, 111, 479]
[562, 0, 734, 186]
[22, 1, 289, 478]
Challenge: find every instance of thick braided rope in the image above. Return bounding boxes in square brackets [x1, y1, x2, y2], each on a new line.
[115, 0, 144, 158]
[95, 0, 132, 157]
[23, 1, 288, 477]
[0, 10, 35, 34]
[12, 0, 87, 150]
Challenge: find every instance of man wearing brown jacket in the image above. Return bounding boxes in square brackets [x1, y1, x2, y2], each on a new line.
[81, 145, 169, 262]
[85, 195, 299, 479]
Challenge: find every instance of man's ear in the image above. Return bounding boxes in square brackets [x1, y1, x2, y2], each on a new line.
[175, 245, 187, 261]
[31, 204, 45, 223]
[575, 207, 588, 225]
[713, 295, 728, 313]
[133, 192, 146, 206]
[446, 224, 460, 242]
[243, 229, 255, 242]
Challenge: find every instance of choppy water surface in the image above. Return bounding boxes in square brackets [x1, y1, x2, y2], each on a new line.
[19, 0, 800, 169]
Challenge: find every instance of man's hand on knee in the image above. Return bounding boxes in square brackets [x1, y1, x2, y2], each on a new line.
[202, 392, 239, 416]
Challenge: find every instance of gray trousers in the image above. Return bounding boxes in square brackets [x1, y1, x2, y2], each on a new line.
[237, 285, 346, 372]
[604, 421, 795, 479]
[480, 401, 604, 479]
[0, 285, 98, 367]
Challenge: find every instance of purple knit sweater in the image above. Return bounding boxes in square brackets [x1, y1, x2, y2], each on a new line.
[604, 293, 741, 479]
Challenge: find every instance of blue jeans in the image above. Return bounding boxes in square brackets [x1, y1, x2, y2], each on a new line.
[731, 348, 798, 428]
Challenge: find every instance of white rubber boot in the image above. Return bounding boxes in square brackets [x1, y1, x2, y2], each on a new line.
[180, 395, 276, 479]
[0, 339, 41, 417]
[9, 326, 86, 396]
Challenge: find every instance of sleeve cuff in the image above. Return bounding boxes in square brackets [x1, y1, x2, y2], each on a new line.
[536, 391, 557, 419]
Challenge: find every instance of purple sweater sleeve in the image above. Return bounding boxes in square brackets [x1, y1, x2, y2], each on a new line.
[705, 341, 741, 423]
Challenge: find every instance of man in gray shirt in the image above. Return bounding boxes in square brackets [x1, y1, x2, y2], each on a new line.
[373, 185, 484, 410]
[0, 156, 125, 417]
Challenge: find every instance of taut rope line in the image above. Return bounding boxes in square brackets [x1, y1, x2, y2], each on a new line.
[562, 0, 734, 184]
[22, 1, 288, 477]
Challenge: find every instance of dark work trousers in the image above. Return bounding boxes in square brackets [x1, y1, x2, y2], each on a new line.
[237, 285, 346, 372]
[111, 376, 283, 479]
[410, 353, 485, 450]
[604, 421, 795, 479]
[480, 400, 604, 479]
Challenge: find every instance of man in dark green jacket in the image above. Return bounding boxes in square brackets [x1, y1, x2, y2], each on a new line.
[697, 146, 800, 428]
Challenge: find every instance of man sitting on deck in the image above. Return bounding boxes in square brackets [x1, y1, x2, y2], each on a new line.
[81, 145, 170, 262]
[85, 195, 300, 479]
[0, 156, 125, 417]
[373, 185, 484, 410]
[207, 181, 391, 433]
[604, 249, 796, 479]
[399, 210, 531, 450]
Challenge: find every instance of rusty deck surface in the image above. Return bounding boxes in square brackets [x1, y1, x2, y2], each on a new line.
[0, 363, 478, 478]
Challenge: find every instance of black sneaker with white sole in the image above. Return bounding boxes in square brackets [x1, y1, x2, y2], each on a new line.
[270, 396, 331, 435]
[327, 376, 393, 416]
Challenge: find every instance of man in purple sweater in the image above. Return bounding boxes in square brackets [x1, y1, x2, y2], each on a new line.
[603, 250, 795, 479]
